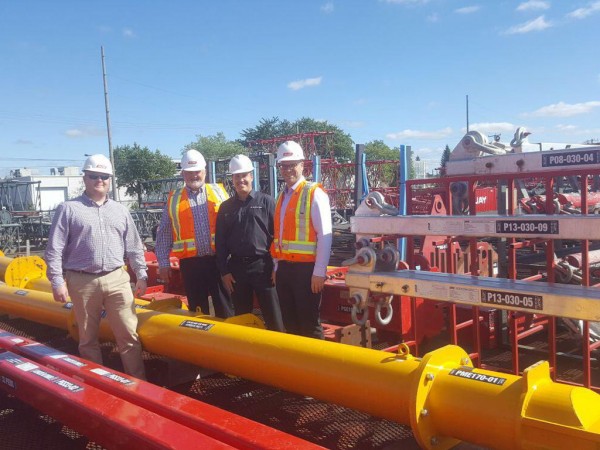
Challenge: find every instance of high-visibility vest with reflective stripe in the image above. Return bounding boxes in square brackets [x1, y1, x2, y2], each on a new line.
[167, 183, 228, 258]
[271, 180, 319, 262]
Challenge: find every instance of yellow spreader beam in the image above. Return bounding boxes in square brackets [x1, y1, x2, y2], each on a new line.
[1, 256, 600, 449]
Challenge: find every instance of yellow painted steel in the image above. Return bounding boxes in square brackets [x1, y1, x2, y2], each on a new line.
[0, 284, 72, 330]
[1, 284, 600, 448]
[0, 254, 47, 289]
[22, 277, 52, 293]
[0, 256, 187, 308]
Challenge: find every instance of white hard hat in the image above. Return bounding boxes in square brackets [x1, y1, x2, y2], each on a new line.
[181, 149, 206, 171]
[82, 154, 113, 175]
[277, 141, 305, 162]
[229, 154, 254, 175]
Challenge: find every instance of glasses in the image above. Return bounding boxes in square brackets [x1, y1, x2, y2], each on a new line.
[278, 162, 300, 170]
[87, 174, 110, 181]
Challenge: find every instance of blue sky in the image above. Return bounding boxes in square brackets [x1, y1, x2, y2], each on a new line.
[1, 0, 599, 177]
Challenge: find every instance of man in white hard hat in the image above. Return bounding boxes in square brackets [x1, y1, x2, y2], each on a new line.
[271, 141, 332, 339]
[215, 155, 284, 331]
[45, 154, 148, 379]
[155, 149, 233, 318]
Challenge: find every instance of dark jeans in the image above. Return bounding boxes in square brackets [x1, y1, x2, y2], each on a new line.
[229, 256, 284, 332]
[180, 255, 233, 318]
[275, 260, 323, 339]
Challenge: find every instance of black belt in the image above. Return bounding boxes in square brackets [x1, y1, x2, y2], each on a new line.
[278, 260, 314, 266]
[67, 268, 120, 276]
[230, 255, 266, 263]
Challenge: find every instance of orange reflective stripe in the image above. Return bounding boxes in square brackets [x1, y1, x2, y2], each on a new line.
[168, 189, 184, 243]
[205, 184, 229, 251]
[271, 180, 319, 262]
[167, 184, 228, 258]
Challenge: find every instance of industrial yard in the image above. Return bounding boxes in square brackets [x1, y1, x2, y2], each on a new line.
[2, 129, 600, 448]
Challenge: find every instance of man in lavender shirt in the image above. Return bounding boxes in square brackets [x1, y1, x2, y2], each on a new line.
[45, 154, 147, 380]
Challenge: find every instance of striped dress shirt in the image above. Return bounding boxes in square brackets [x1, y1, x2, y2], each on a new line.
[155, 185, 212, 268]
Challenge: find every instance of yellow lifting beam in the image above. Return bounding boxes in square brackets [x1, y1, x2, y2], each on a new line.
[0, 281, 600, 449]
[0, 253, 47, 289]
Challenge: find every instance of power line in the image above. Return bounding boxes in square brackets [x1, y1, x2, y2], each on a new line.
[111, 75, 200, 99]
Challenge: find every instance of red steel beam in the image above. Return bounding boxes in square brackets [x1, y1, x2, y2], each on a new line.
[0, 350, 232, 450]
[0, 329, 323, 450]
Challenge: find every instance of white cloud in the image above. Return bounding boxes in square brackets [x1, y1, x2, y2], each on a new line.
[467, 122, 517, 134]
[413, 146, 446, 160]
[505, 15, 552, 34]
[122, 28, 136, 38]
[532, 124, 600, 142]
[380, 0, 430, 5]
[527, 101, 600, 117]
[580, 127, 600, 137]
[386, 127, 452, 140]
[516, 1, 550, 12]
[15, 139, 33, 145]
[65, 127, 105, 138]
[567, 1, 600, 19]
[555, 124, 579, 132]
[65, 129, 84, 137]
[455, 6, 480, 14]
[427, 13, 440, 22]
[287, 76, 323, 91]
[321, 2, 334, 13]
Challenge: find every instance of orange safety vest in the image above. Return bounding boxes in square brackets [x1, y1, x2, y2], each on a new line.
[167, 183, 228, 258]
[272, 180, 319, 262]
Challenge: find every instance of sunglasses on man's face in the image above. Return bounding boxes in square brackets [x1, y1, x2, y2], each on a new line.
[278, 162, 300, 170]
[87, 174, 110, 181]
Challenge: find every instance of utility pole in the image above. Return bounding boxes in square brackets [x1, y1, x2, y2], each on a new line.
[101, 46, 117, 200]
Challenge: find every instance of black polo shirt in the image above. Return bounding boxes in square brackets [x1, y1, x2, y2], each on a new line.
[215, 190, 275, 276]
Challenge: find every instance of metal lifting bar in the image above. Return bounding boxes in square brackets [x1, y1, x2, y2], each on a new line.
[0, 329, 323, 450]
[0, 350, 233, 450]
[351, 213, 600, 241]
[1, 283, 600, 449]
[344, 247, 600, 322]
[445, 145, 600, 176]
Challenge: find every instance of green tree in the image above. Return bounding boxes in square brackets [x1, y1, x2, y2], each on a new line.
[364, 140, 397, 160]
[440, 145, 451, 169]
[239, 117, 292, 142]
[292, 117, 354, 160]
[363, 140, 398, 187]
[405, 145, 415, 180]
[185, 132, 246, 161]
[114, 143, 177, 205]
[239, 116, 354, 160]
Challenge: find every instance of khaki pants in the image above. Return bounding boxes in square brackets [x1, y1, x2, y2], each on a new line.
[66, 268, 146, 380]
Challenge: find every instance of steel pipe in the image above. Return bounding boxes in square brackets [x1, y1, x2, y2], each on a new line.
[1, 284, 600, 449]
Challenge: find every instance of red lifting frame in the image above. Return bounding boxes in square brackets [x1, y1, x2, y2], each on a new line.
[0, 330, 323, 450]
[0, 350, 232, 450]
[404, 167, 600, 392]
